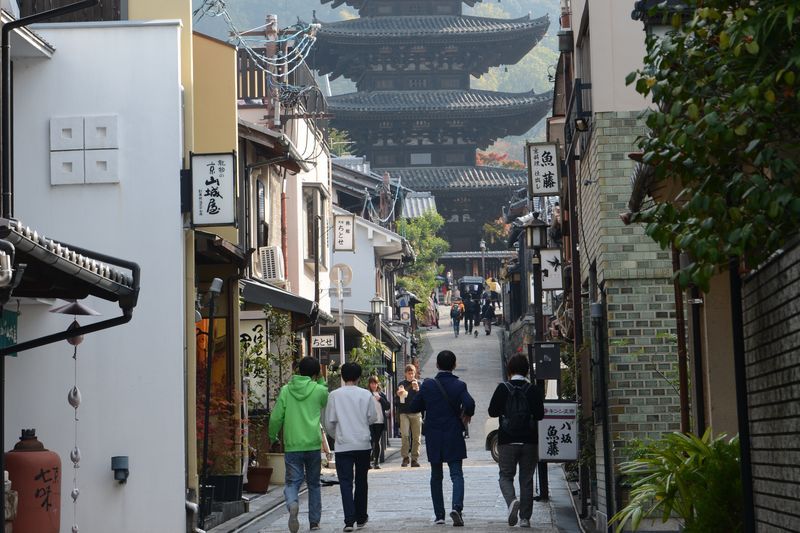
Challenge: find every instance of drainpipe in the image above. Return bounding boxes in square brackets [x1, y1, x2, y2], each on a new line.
[2, 0, 99, 219]
[591, 297, 614, 533]
[281, 174, 288, 275]
[689, 286, 706, 434]
[729, 257, 755, 533]
[671, 247, 690, 432]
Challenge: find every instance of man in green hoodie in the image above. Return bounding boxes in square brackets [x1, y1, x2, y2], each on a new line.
[269, 356, 329, 532]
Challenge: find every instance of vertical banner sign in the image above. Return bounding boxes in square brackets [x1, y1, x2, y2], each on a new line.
[534, 342, 561, 380]
[191, 152, 236, 226]
[526, 142, 560, 197]
[333, 214, 356, 251]
[539, 248, 563, 290]
[539, 402, 578, 461]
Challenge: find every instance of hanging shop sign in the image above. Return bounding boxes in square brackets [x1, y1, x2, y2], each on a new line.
[538, 401, 578, 462]
[333, 214, 356, 251]
[311, 335, 336, 349]
[526, 142, 560, 197]
[529, 249, 563, 303]
[191, 152, 236, 227]
[534, 341, 561, 380]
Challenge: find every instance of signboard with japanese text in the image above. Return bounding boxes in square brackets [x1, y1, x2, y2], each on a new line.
[240, 319, 268, 359]
[539, 401, 578, 461]
[191, 152, 236, 226]
[0, 309, 18, 357]
[528, 249, 563, 303]
[526, 142, 560, 197]
[312, 335, 336, 349]
[334, 214, 356, 251]
[399, 306, 411, 324]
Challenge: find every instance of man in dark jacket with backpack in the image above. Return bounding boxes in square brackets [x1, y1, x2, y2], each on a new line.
[487, 354, 545, 528]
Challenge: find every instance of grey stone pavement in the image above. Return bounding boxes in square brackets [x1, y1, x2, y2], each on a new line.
[215, 306, 583, 533]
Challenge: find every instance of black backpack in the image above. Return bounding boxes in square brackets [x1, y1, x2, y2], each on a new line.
[500, 382, 534, 438]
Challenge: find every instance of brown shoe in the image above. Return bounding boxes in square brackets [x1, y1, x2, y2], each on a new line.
[401, 457, 410, 467]
[411, 460, 421, 467]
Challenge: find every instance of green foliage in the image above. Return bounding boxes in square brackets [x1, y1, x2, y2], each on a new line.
[610, 429, 743, 533]
[396, 211, 450, 316]
[628, 1, 800, 290]
[328, 128, 352, 157]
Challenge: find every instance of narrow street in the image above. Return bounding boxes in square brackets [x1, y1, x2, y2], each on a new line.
[242, 307, 581, 533]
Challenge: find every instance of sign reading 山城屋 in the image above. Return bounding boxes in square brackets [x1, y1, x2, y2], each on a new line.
[526, 142, 560, 198]
[191, 152, 236, 227]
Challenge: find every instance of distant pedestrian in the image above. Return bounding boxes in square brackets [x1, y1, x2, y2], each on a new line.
[409, 350, 476, 527]
[324, 363, 378, 532]
[449, 300, 464, 337]
[481, 300, 496, 335]
[487, 354, 545, 528]
[463, 295, 474, 334]
[269, 357, 329, 533]
[470, 297, 481, 337]
[367, 376, 390, 469]
[396, 364, 422, 467]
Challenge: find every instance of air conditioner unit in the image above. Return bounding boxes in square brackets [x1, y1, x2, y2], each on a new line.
[258, 246, 286, 283]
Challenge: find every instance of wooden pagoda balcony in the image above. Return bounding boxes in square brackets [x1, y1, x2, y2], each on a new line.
[19, 0, 123, 21]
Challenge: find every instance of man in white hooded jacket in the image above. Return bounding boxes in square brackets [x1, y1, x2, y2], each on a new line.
[324, 362, 379, 531]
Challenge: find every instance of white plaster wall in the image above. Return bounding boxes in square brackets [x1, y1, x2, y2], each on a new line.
[5, 22, 185, 533]
[284, 117, 331, 313]
[572, 0, 649, 113]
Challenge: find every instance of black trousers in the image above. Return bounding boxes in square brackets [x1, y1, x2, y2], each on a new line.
[369, 423, 384, 464]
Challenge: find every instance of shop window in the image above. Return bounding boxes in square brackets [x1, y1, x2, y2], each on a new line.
[303, 185, 329, 267]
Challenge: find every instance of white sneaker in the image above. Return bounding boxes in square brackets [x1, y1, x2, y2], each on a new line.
[507, 499, 520, 526]
[519, 518, 531, 528]
[434, 518, 445, 525]
[287, 502, 299, 533]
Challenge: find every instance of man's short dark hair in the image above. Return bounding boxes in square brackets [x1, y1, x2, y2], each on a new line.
[340, 362, 362, 382]
[506, 354, 529, 377]
[437, 350, 457, 371]
[298, 357, 320, 377]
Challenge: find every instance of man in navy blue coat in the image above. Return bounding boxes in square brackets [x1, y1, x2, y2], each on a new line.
[409, 350, 476, 527]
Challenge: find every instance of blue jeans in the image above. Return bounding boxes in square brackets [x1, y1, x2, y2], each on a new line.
[452, 318, 460, 336]
[284, 451, 322, 525]
[430, 460, 464, 519]
[335, 449, 370, 526]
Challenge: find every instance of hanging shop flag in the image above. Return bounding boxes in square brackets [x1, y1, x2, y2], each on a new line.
[526, 142, 560, 197]
[191, 152, 236, 226]
[333, 214, 356, 251]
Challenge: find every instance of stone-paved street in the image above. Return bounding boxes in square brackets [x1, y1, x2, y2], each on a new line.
[246, 307, 579, 533]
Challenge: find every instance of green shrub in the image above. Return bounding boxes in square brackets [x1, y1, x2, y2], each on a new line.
[610, 429, 742, 533]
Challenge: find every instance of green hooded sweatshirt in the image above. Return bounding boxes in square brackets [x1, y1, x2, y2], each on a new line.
[268, 375, 328, 452]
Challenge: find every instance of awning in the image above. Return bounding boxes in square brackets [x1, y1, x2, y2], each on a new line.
[195, 231, 249, 267]
[238, 118, 311, 173]
[240, 279, 316, 317]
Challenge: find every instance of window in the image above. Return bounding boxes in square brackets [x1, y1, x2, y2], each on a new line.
[256, 180, 267, 248]
[410, 153, 432, 165]
[408, 78, 428, 89]
[440, 77, 461, 89]
[445, 152, 466, 164]
[303, 185, 329, 267]
[374, 78, 394, 90]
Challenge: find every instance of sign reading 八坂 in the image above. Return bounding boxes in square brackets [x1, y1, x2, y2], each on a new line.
[526, 142, 560, 197]
[538, 401, 578, 461]
[191, 152, 236, 226]
[334, 214, 356, 251]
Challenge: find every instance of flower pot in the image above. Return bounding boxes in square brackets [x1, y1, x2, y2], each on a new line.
[208, 474, 243, 502]
[263, 453, 286, 485]
[244, 466, 273, 493]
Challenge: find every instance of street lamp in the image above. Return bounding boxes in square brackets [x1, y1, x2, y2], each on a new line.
[479, 239, 486, 278]
[525, 213, 550, 501]
[370, 294, 385, 344]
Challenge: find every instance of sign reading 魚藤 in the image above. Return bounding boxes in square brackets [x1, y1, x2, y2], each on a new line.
[538, 401, 578, 461]
[334, 214, 356, 251]
[191, 152, 236, 226]
[526, 142, 560, 197]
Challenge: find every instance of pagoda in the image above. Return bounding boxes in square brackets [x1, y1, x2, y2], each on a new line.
[310, 0, 551, 276]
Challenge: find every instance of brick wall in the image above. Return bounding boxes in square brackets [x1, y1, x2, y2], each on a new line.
[577, 111, 681, 522]
[742, 237, 800, 532]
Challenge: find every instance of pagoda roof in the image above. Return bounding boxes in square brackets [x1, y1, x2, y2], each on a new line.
[318, 14, 548, 43]
[321, 0, 482, 9]
[381, 166, 526, 190]
[329, 88, 551, 119]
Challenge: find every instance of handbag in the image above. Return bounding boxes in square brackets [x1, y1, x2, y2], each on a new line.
[433, 378, 470, 435]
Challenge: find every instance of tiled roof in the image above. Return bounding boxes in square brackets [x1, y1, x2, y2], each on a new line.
[329, 89, 551, 117]
[383, 166, 527, 190]
[319, 14, 548, 42]
[401, 192, 438, 218]
[321, 0, 482, 8]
